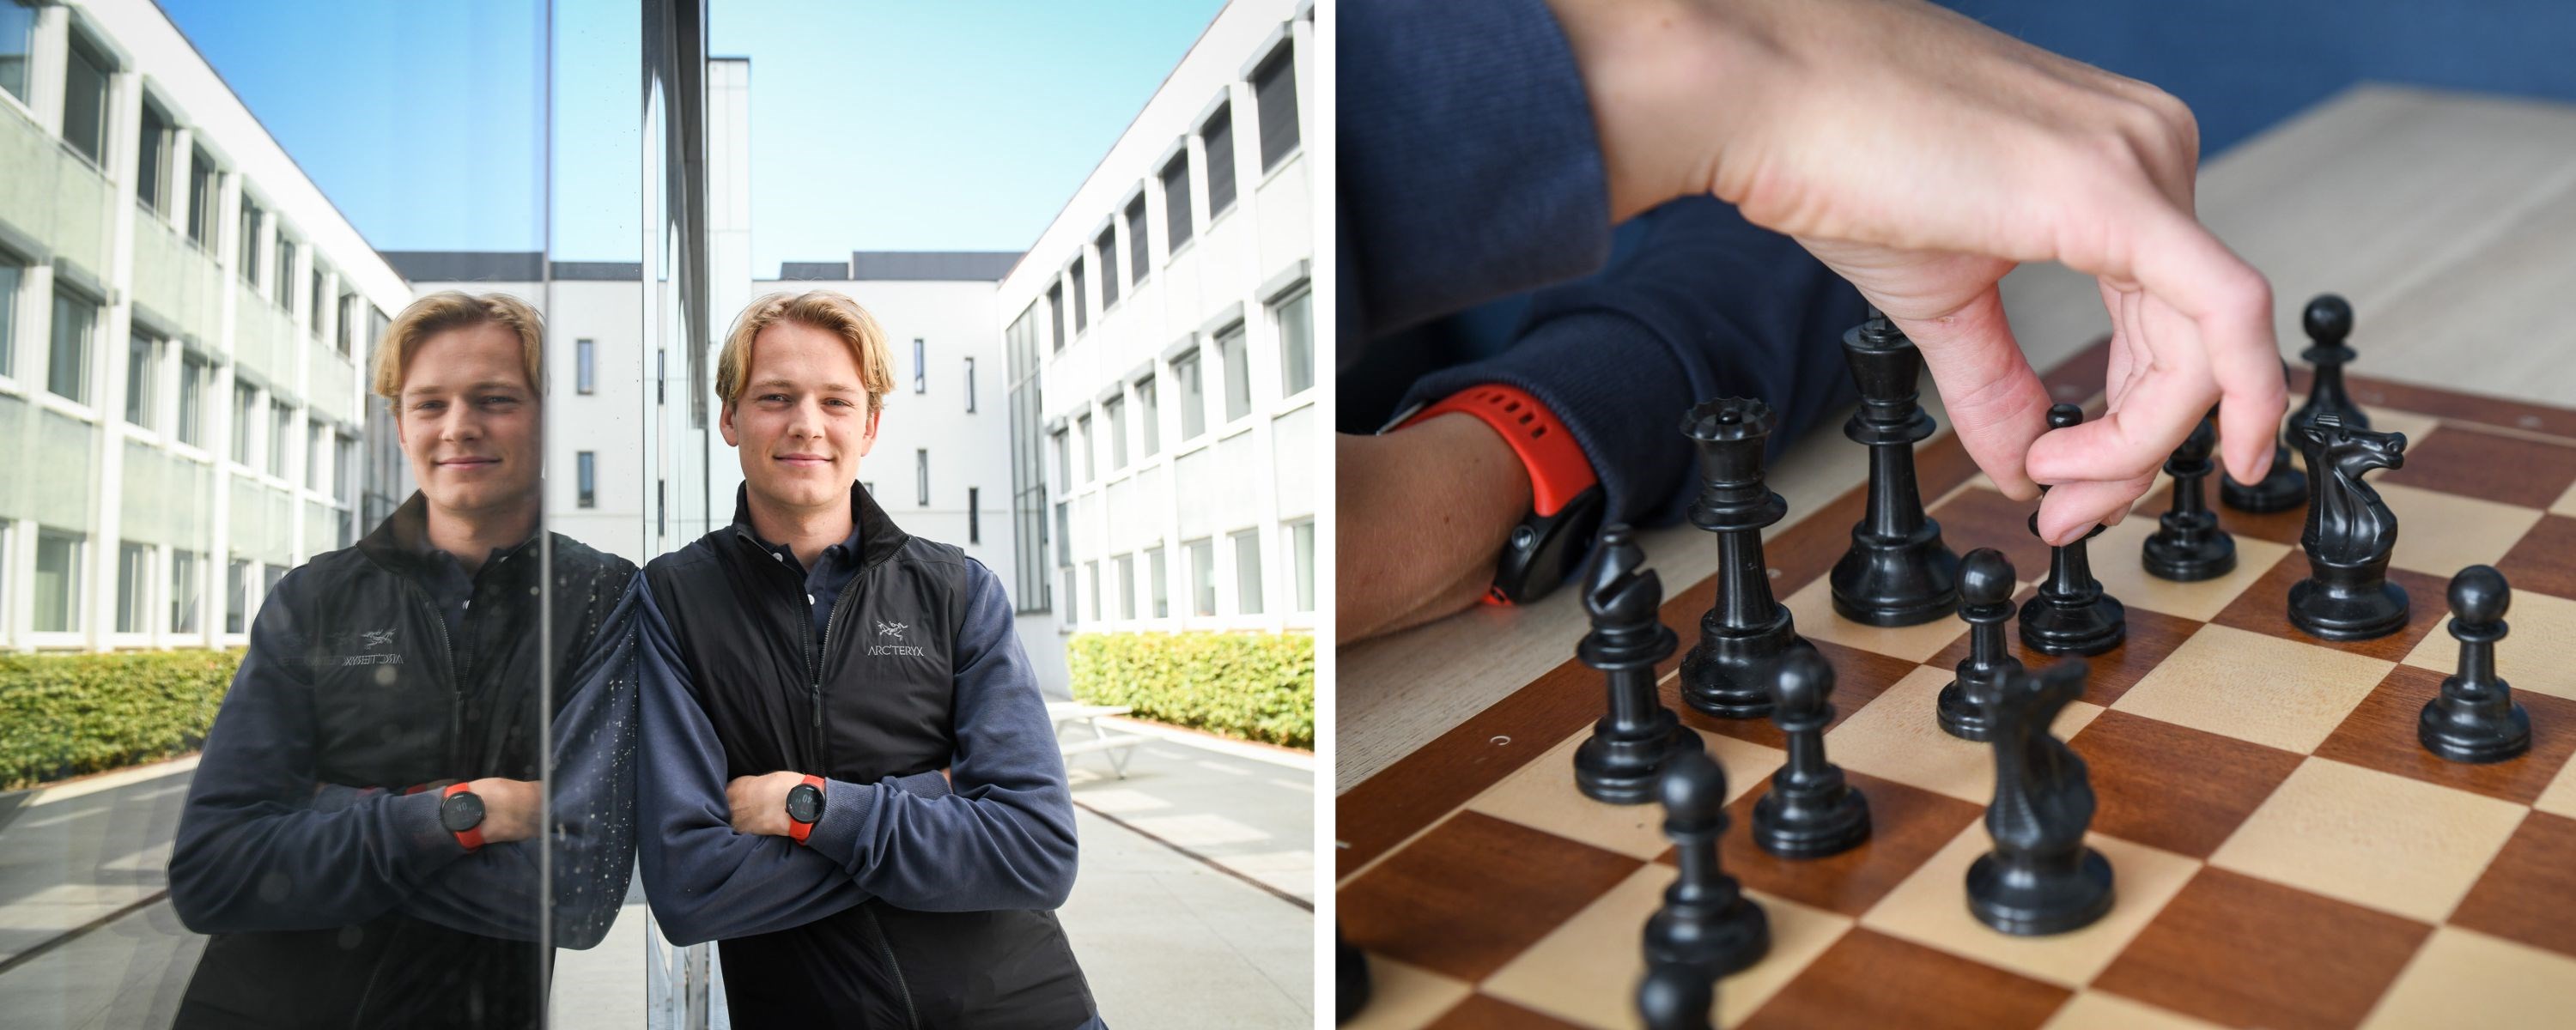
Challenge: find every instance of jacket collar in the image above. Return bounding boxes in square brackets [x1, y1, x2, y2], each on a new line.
[357, 491, 543, 579]
[728, 480, 910, 573]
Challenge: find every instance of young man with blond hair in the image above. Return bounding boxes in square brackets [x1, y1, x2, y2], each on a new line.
[169, 291, 641, 1027]
[636, 290, 1100, 1027]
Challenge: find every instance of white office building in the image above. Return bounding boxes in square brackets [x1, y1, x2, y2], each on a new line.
[999, 0, 1319, 677]
[0, 0, 406, 652]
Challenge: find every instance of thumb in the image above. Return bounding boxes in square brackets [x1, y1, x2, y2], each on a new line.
[1885, 288, 2051, 501]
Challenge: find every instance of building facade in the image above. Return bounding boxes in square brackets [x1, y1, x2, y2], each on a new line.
[0, 0, 408, 652]
[999, 0, 1318, 678]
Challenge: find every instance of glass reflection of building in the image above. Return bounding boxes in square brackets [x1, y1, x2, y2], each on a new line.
[0, 0, 403, 652]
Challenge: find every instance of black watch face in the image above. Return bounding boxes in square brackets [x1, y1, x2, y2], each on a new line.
[440, 791, 485, 833]
[786, 783, 824, 824]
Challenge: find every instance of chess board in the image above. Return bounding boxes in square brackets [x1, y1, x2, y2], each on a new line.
[1335, 338, 2576, 1030]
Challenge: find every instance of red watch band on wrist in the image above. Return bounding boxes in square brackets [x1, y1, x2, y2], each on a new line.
[442, 782, 484, 852]
[787, 774, 827, 845]
[1394, 384, 1598, 517]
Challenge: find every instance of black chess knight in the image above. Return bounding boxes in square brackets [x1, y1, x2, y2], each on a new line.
[1644, 750, 1770, 976]
[2287, 414, 2409, 641]
[1968, 660, 2114, 936]
[1751, 650, 1871, 858]
[1575, 526, 1704, 804]
[1829, 313, 1960, 627]
[2020, 404, 2126, 656]
[2142, 409, 2236, 581]
[1940, 548, 2024, 742]
[1679, 397, 1817, 718]
[2419, 565, 2531, 764]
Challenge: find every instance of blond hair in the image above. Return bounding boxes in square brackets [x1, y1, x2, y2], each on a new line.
[716, 290, 896, 415]
[370, 291, 546, 399]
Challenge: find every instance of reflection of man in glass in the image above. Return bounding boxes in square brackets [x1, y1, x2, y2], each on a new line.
[167, 293, 639, 1028]
[637, 291, 1099, 1027]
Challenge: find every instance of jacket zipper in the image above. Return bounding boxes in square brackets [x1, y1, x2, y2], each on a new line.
[863, 906, 921, 1030]
[400, 579, 464, 767]
[810, 574, 861, 763]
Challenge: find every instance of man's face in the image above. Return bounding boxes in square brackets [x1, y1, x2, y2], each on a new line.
[394, 322, 541, 521]
[721, 319, 879, 511]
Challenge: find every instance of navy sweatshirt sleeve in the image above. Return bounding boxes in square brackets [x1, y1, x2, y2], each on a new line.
[168, 566, 467, 934]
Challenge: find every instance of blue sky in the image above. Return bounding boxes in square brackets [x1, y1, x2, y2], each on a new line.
[156, 0, 1226, 270]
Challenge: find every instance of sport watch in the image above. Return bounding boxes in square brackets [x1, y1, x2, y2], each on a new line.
[439, 782, 486, 851]
[785, 774, 827, 845]
[1388, 384, 1605, 605]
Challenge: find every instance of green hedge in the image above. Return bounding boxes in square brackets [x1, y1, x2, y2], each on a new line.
[0, 649, 240, 790]
[1066, 631, 1314, 750]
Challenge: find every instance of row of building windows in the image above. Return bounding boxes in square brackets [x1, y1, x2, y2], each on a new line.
[1048, 285, 1310, 493]
[2, 520, 298, 639]
[1062, 518, 1314, 627]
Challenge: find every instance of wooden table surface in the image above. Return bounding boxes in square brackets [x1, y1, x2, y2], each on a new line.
[1337, 83, 2576, 793]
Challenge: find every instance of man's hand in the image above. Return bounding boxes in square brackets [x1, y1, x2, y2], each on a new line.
[1552, 0, 2283, 543]
[1337, 413, 1533, 643]
[465, 778, 542, 845]
[726, 771, 809, 838]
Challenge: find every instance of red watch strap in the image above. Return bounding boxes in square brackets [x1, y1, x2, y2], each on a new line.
[442, 781, 484, 852]
[1395, 385, 1598, 517]
[788, 774, 827, 845]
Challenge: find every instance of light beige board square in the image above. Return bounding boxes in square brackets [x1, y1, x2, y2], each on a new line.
[2087, 517, 2294, 622]
[1858, 822, 2201, 989]
[1782, 576, 1975, 663]
[2554, 480, 2576, 518]
[2536, 755, 2576, 820]
[2399, 588, 2576, 703]
[1338, 955, 1472, 1030]
[2362, 926, 2576, 1029]
[1484, 868, 1851, 1030]
[2112, 624, 2393, 753]
[2209, 757, 2529, 924]
[2044, 991, 2226, 1030]
[1827, 665, 2104, 805]
[2374, 482, 2545, 578]
[1466, 723, 1783, 861]
[2358, 408, 2445, 446]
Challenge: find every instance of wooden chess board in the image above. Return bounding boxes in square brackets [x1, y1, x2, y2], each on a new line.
[1335, 338, 2576, 1029]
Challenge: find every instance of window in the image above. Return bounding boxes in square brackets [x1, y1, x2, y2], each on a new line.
[1218, 323, 1251, 422]
[1048, 284, 1066, 352]
[0, 252, 18, 377]
[309, 268, 326, 336]
[968, 487, 981, 544]
[577, 451, 597, 508]
[188, 148, 218, 245]
[1051, 428, 1070, 491]
[1187, 537, 1215, 617]
[1116, 554, 1135, 620]
[274, 237, 296, 309]
[50, 286, 96, 404]
[0, 0, 33, 103]
[1075, 413, 1093, 482]
[964, 356, 976, 413]
[915, 448, 929, 506]
[1202, 104, 1237, 217]
[913, 338, 926, 393]
[1277, 288, 1314, 396]
[34, 529, 82, 633]
[238, 197, 264, 282]
[1232, 528, 1265, 615]
[1147, 546, 1168, 618]
[1105, 396, 1127, 471]
[1174, 348, 1206, 439]
[1291, 520, 1315, 612]
[138, 100, 175, 216]
[1125, 197, 1148, 284]
[170, 549, 201, 633]
[1086, 560, 1102, 624]
[1070, 259, 1087, 332]
[117, 542, 150, 633]
[1097, 227, 1119, 308]
[1253, 44, 1301, 172]
[307, 423, 326, 490]
[225, 556, 248, 633]
[1161, 153, 1193, 251]
[263, 564, 284, 605]
[63, 33, 109, 165]
[337, 294, 356, 356]
[125, 332, 156, 427]
[231, 382, 255, 464]
[177, 352, 209, 446]
[1136, 375, 1160, 457]
[270, 398, 292, 476]
[1054, 502, 1071, 569]
[576, 338, 595, 394]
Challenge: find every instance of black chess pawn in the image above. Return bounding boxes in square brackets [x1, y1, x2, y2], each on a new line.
[2288, 294, 2369, 433]
[2287, 414, 2410, 640]
[2221, 361, 2307, 513]
[2418, 566, 2531, 764]
[2019, 404, 2126, 656]
[1968, 660, 2115, 936]
[1637, 961, 1715, 1030]
[1335, 925, 1370, 1024]
[1643, 749, 1770, 976]
[1752, 649, 1871, 857]
[1939, 548, 2024, 742]
[1679, 397, 1818, 719]
[2142, 408, 2237, 581]
[1576, 525, 1705, 804]
[1829, 312, 1961, 627]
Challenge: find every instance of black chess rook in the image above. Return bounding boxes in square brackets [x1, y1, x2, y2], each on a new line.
[1574, 525, 1705, 804]
[2142, 408, 2238, 581]
[1829, 313, 1961, 627]
[1644, 749, 1770, 977]
[2287, 414, 2410, 641]
[1967, 660, 2114, 936]
[1940, 548, 2025, 742]
[2419, 565, 2531, 763]
[1679, 397, 1817, 719]
[2019, 404, 2126, 656]
[1752, 649, 1871, 857]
